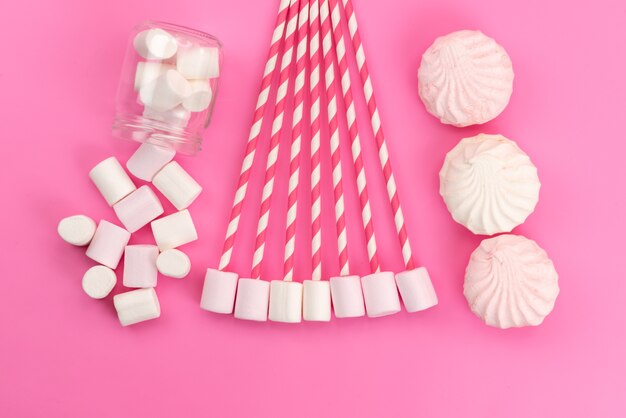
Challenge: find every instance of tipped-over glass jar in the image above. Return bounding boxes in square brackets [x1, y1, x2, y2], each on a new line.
[113, 21, 223, 155]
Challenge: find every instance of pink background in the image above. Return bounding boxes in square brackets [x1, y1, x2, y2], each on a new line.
[1, 0, 624, 417]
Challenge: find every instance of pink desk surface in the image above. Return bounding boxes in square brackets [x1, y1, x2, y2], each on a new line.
[1, 0, 624, 417]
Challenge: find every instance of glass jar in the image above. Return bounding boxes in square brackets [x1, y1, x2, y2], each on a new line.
[113, 21, 223, 155]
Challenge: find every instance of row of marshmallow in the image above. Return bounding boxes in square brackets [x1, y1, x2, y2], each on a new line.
[199, 267, 438, 323]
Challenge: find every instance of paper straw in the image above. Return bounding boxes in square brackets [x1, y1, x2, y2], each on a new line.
[327, 0, 380, 273]
[250, 0, 301, 280]
[341, 0, 416, 270]
[308, 0, 323, 281]
[218, 0, 292, 271]
[319, 0, 349, 276]
[283, 0, 310, 282]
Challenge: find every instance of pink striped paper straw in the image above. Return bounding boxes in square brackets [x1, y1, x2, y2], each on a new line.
[341, 0, 416, 270]
[327, 0, 380, 274]
[319, 0, 349, 276]
[308, 0, 323, 281]
[283, 0, 310, 282]
[250, 0, 301, 280]
[218, 0, 292, 271]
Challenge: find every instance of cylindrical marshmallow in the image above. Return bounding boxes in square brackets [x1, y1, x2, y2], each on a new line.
[134, 61, 174, 91]
[361, 272, 402, 318]
[123, 245, 159, 288]
[395, 267, 438, 312]
[182, 80, 213, 112]
[85, 220, 131, 269]
[143, 105, 191, 129]
[82, 265, 117, 299]
[234, 278, 270, 322]
[139, 70, 192, 112]
[113, 288, 161, 326]
[200, 268, 238, 314]
[126, 143, 176, 181]
[133, 28, 178, 59]
[150, 209, 198, 250]
[330, 275, 365, 318]
[152, 161, 202, 210]
[303, 280, 331, 322]
[156, 249, 191, 279]
[89, 157, 137, 206]
[268, 281, 303, 323]
[113, 185, 164, 233]
[58, 215, 96, 246]
[176, 46, 220, 79]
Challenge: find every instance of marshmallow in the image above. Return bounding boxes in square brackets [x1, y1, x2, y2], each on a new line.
[268, 281, 303, 323]
[134, 61, 174, 91]
[361, 272, 402, 317]
[58, 215, 96, 246]
[85, 220, 131, 269]
[234, 278, 270, 322]
[143, 105, 191, 129]
[82, 265, 117, 299]
[126, 143, 176, 181]
[152, 161, 202, 210]
[395, 267, 438, 312]
[139, 70, 192, 112]
[176, 46, 220, 79]
[156, 249, 191, 279]
[182, 80, 213, 112]
[123, 245, 159, 288]
[330, 275, 365, 318]
[151, 210, 198, 250]
[89, 157, 136, 206]
[113, 288, 161, 326]
[113, 186, 164, 233]
[200, 268, 238, 314]
[133, 28, 178, 59]
[303, 280, 331, 322]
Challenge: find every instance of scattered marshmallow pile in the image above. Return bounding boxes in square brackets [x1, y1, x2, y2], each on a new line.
[133, 27, 220, 128]
[58, 143, 201, 326]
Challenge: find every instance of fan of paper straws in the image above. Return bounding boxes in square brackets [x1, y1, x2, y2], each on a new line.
[200, 0, 438, 323]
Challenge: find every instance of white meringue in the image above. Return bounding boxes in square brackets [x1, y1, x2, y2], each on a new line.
[418, 30, 514, 127]
[439, 133, 540, 235]
[464, 234, 559, 329]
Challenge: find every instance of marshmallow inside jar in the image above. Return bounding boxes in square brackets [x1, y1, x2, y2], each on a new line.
[113, 21, 223, 155]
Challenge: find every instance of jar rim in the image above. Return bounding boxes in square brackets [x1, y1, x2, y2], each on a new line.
[139, 21, 223, 47]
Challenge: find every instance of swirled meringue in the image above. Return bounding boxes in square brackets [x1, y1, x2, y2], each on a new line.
[439, 134, 540, 235]
[418, 30, 514, 127]
[464, 234, 559, 329]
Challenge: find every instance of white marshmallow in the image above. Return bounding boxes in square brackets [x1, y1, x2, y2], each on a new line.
[134, 61, 174, 91]
[133, 28, 178, 59]
[234, 278, 270, 322]
[113, 288, 161, 326]
[303, 280, 331, 322]
[361, 272, 402, 317]
[89, 157, 137, 206]
[329, 275, 365, 318]
[113, 186, 164, 233]
[142, 105, 191, 129]
[139, 70, 192, 112]
[126, 143, 176, 181]
[200, 268, 238, 314]
[182, 80, 213, 112]
[156, 249, 191, 279]
[176, 46, 220, 79]
[123, 245, 159, 288]
[150, 210, 198, 251]
[395, 267, 438, 312]
[85, 220, 131, 269]
[152, 161, 202, 210]
[268, 281, 303, 323]
[58, 215, 96, 246]
[82, 265, 117, 299]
